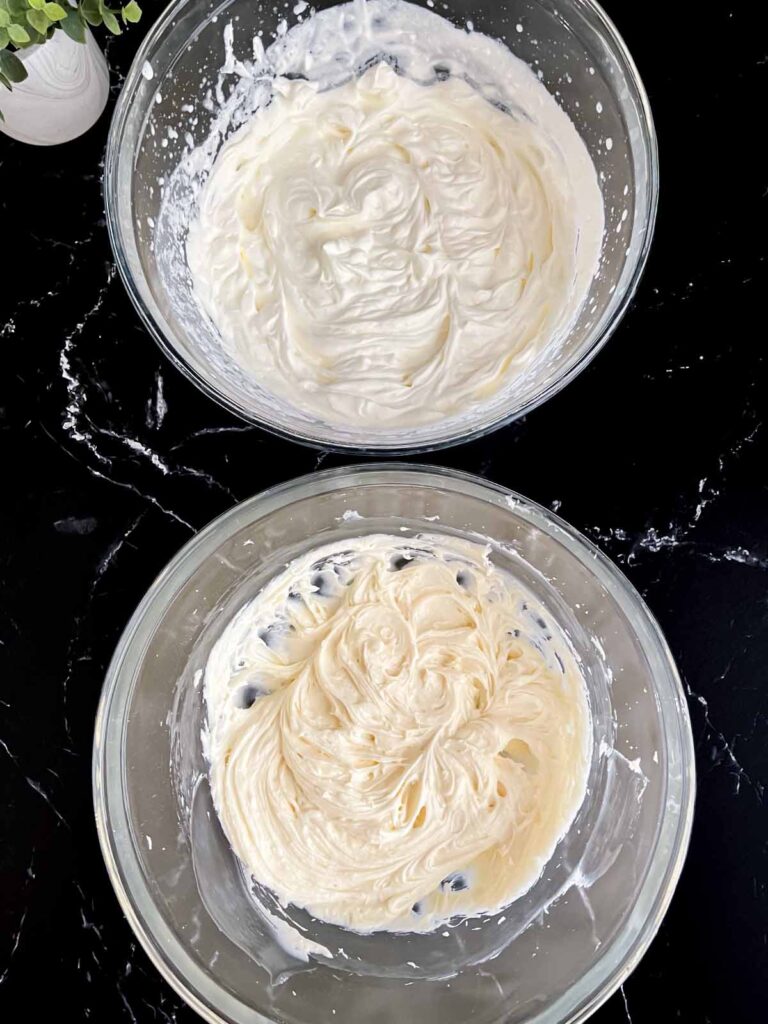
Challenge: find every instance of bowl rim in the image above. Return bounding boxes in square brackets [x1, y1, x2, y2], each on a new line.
[93, 463, 695, 1024]
[103, 0, 660, 455]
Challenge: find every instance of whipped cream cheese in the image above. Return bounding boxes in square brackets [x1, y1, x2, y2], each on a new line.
[204, 534, 591, 932]
[186, 10, 603, 428]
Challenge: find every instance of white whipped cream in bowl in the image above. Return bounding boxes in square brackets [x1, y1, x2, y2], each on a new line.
[106, 0, 658, 451]
[204, 533, 593, 936]
[95, 466, 694, 1023]
[186, 58, 602, 428]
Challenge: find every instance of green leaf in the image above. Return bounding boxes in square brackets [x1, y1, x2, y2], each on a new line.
[0, 9, 9, 27]
[121, 0, 140, 23]
[101, 7, 120, 33]
[6, 0, 26, 16]
[43, 1, 67, 19]
[60, 7, 85, 41]
[20, 22, 43, 43]
[0, 26, 7, 47]
[24, 23, 44, 42]
[27, 0, 45, 9]
[80, 0, 101, 25]
[7, 20, 29, 41]
[0, 71, 11, 91]
[0, 47, 27, 82]
[26, 7, 48, 33]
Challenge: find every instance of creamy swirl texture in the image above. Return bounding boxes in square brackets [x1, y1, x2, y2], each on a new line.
[204, 534, 591, 932]
[187, 58, 603, 427]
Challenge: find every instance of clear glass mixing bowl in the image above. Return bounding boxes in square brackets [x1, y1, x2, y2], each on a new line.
[104, 0, 658, 453]
[93, 465, 694, 1024]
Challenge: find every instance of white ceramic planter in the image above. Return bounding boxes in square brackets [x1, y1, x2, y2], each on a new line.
[0, 27, 109, 145]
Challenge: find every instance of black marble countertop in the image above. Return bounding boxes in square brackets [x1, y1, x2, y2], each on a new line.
[1, 2, 766, 1020]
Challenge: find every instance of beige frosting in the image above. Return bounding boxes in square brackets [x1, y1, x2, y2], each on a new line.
[205, 534, 591, 932]
[188, 61, 603, 427]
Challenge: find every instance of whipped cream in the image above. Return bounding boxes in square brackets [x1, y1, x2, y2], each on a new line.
[185, 3, 603, 427]
[204, 534, 591, 932]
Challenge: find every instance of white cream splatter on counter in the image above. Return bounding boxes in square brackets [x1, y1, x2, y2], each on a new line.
[204, 534, 591, 932]
[185, 2, 603, 427]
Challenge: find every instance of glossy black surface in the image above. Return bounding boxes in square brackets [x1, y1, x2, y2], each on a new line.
[1, 2, 766, 1020]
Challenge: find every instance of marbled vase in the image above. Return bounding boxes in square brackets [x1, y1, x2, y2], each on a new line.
[0, 28, 109, 146]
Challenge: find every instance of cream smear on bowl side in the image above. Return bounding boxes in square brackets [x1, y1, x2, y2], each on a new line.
[162, 0, 604, 429]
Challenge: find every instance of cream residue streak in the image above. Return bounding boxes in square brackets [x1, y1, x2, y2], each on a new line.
[187, 57, 603, 427]
[205, 534, 591, 932]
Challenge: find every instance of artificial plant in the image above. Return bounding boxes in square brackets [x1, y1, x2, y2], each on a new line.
[0, 0, 141, 107]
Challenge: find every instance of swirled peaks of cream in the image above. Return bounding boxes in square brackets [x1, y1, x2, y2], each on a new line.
[204, 534, 591, 933]
[185, 1, 604, 428]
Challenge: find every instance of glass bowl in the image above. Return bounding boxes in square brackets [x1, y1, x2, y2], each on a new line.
[104, 0, 658, 454]
[93, 464, 694, 1024]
